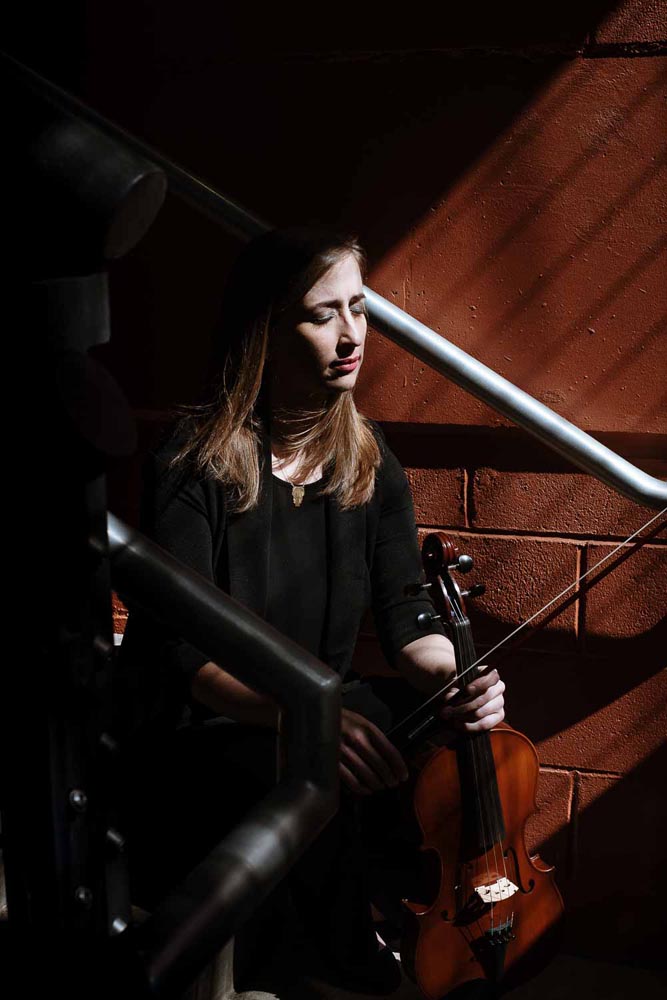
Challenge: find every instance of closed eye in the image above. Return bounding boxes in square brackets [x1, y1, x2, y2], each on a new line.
[309, 299, 367, 324]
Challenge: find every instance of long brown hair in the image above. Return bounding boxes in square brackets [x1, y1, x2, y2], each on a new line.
[173, 226, 381, 511]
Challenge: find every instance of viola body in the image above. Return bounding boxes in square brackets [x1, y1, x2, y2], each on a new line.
[402, 721, 564, 998]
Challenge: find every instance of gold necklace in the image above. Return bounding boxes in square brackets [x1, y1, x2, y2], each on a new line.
[272, 455, 306, 507]
[282, 473, 306, 508]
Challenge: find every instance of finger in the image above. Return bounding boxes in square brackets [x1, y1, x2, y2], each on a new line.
[448, 693, 505, 732]
[439, 689, 503, 726]
[442, 669, 498, 707]
[467, 693, 505, 723]
[443, 678, 505, 719]
[441, 684, 461, 704]
[460, 668, 500, 698]
[340, 745, 389, 793]
[343, 711, 408, 783]
[365, 727, 409, 783]
[460, 706, 506, 733]
[339, 761, 373, 797]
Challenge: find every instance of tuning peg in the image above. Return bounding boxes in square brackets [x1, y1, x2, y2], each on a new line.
[449, 553, 473, 574]
[416, 611, 442, 630]
[462, 583, 486, 600]
[404, 581, 432, 596]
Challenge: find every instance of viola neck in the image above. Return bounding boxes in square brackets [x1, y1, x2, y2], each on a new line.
[451, 617, 481, 686]
[450, 618, 506, 855]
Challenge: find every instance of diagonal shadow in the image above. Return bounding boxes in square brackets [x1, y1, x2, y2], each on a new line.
[430, 67, 664, 310]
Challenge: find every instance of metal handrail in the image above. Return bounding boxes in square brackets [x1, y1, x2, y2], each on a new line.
[107, 514, 339, 997]
[6, 50, 665, 507]
[368, 293, 667, 508]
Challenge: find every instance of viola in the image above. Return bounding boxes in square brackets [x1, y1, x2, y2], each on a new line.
[392, 532, 564, 998]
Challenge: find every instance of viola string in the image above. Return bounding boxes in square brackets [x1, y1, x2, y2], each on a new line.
[464, 628, 498, 934]
[452, 621, 483, 876]
[453, 611, 496, 934]
[463, 618, 509, 926]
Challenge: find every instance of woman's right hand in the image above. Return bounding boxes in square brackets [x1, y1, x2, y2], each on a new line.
[339, 708, 409, 796]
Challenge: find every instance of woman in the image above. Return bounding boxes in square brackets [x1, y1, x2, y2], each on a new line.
[118, 226, 505, 993]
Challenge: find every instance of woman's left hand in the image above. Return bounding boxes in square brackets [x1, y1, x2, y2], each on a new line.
[437, 665, 505, 733]
[397, 634, 505, 734]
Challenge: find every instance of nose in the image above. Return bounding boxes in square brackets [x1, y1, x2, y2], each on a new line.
[338, 307, 365, 348]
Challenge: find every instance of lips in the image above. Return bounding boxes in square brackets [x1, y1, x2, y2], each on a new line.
[331, 355, 361, 372]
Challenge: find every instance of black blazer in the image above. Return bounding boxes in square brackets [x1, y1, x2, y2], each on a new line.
[116, 420, 444, 735]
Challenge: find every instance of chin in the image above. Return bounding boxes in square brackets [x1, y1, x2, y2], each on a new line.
[326, 376, 358, 394]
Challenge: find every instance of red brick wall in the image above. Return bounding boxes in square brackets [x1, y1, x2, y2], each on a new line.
[17, 1, 664, 966]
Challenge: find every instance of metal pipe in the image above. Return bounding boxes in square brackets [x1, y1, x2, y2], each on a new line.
[367, 291, 667, 509]
[106, 513, 340, 996]
[7, 51, 665, 507]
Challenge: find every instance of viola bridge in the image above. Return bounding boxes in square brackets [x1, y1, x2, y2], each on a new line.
[451, 875, 519, 927]
[474, 876, 519, 905]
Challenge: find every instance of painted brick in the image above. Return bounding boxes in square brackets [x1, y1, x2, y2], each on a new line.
[416, 531, 579, 650]
[501, 649, 667, 775]
[524, 767, 573, 873]
[583, 540, 667, 647]
[592, 1, 667, 45]
[404, 466, 466, 526]
[358, 57, 667, 435]
[564, 758, 667, 961]
[472, 467, 662, 538]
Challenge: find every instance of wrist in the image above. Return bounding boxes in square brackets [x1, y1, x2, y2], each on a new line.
[191, 662, 280, 729]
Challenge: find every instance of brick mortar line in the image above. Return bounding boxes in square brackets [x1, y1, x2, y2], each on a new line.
[150, 47, 588, 68]
[578, 543, 588, 653]
[141, 43, 667, 75]
[568, 772, 581, 879]
[540, 764, 623, 779]
[584, 41, 667, 59]
[234, 42, 667, 62]
[574, 544, 583, 644]
[463, 466, 471, 529]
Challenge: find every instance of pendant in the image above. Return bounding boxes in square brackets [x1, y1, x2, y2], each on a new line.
[291, 484, 305, 507]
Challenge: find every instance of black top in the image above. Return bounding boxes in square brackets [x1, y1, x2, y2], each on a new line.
[266, 476, 327, 659]
[116, 420, 447, 736]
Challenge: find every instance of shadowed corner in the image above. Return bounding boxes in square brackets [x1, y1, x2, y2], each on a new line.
[528, 742, 667, 970]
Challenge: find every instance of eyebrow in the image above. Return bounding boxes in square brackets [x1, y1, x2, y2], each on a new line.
[308, 292, 366, 309]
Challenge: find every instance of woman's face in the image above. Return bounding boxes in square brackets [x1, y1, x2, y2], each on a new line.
[269, 253, 367, 407]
